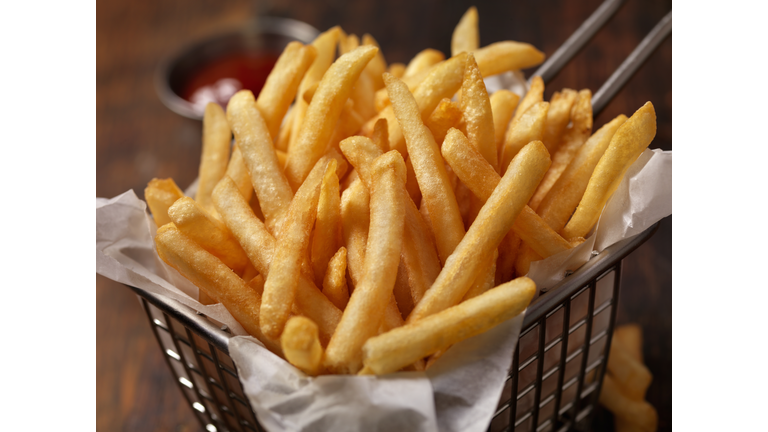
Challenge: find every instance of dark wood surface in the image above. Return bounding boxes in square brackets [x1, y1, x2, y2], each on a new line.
[96, 0, 671, 430]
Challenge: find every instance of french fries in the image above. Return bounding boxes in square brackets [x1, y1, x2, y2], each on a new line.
[146, 11, 658, 381]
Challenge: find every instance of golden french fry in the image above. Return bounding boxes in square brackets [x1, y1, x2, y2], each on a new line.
[212, 177, 342, 345]
[529, 89, 593, 210]
[408, 141, 550, 323]
[513, 245, 540, 277]
[424, 98, 462, 146]
[247, 273, 265, 295]
[340, 178, 370, 288]
[281, 316, 325, 376]
[441, 129, 572, 258]
[327, 100, 366, 154]
[405, 48, 446, 77]
[388, 62, 406, 78]
[311, 160, 342, 286]
[285, 45, 378, 190]
[362, 276, 536, 375]
[460, 54, 497, 170]
[261, 158, 335, 339]
[289, 27, 342, 153]
[510, 75, 544, 126]
[600, 374, 658, 432]
[155, 224, 282, 354]
[473, 41, 545, 77]
[371, 117, 390, 153]
[541, 88, 578, 154]
[274, 105, 294, 152]
[350, 63, 377, 121]
[501, 101, 549, 174]
[324, 151, 407, 374]
[490, 90, 520, 155]
[385, 72, 466, 264]
[562, 102, 656, 239]
[462, 249, 498, 301]
[227, 90, 295, 235]
[322, 247, 349, 310]
[614, 324, 644, 363]
[145, 178, 184, 227]
[362, 33, 387, 90]
[537, 115, 627, 233]
[167, 197, 250, 272]
[256, 42, 317, 139]
[196, 103, 231, 216]
[607, 338, 653, 401]
[223, 144, 254, 203]
[340, 33, 360, 54]
[451, 6, 479, 56]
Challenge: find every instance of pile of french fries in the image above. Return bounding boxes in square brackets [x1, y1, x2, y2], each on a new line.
[145, 7, 657, 377]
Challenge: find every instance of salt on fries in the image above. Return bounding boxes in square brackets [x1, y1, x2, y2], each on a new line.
[147, 7, 657, 376]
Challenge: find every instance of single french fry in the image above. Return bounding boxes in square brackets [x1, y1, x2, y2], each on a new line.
[388, 62, 406, 78]
[562, 102, 656, 239]
[614, 324, 644, 363]
[362, 276, 536, 375]
[196, 103, 231, 216]
[261, 158, 335, 339]
[289, 27, 342, 153]
[285, 45, 378, 190]
[322, 247, 349, 310]
[385, 73, 466, 264]
[247, 273, 264, 295]
[607, 338, 653, 401]
[362, 33, 387, 90]
[274, 105, 294, 152]
[529, 89, 593, 210]
[500, 101, 549, 174]
[490, 90, 520, 156]
[424, 98, 463, 146]
[281, 316, 325, 376]
[462, 249, 498, 301]
[311, 161, 342, 286]
[473, 41, 545, 78]
[155, 224, 282, 354]
[510, 75, 544, 126]
[460, 54, 497, 170]
[145, 178, 184, 227]
[405, 48, 446, 77]
[212, 176, 343, 345]
[350, 62, 377, 121]
[324, 151, 407, 374]
[340, 178, 370, 289]
[340, 33, 360, 54]
[541, 89, 578, 154]
[537, 115, 627, 233]
[256, 42, 317, 139]
[442, 129, 572, 258]
[227, 90, 295, 235]
[371, 118, 390, 153]
[167, 197, 250, 272]
[223, 145, 254, 203]
[451, 6, 479, 56]
[408, 141, 550, 323]
[600, 374, 659, 432]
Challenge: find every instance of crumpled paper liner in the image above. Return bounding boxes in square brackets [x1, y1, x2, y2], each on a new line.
[96, 129, 671, 432]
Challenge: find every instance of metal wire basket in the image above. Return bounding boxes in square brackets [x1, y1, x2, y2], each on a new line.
[126, 223, 658, 432]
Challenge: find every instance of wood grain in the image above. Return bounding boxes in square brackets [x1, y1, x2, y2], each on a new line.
[97, 0, 671, 430]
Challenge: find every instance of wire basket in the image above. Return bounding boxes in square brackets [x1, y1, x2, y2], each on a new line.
[126, 223, 658, 432]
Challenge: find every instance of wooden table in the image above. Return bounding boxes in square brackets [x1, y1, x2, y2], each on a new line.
[97, 0, 671, 430]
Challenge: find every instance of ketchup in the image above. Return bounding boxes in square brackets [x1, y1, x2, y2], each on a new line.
[179, 52, 280, 114]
